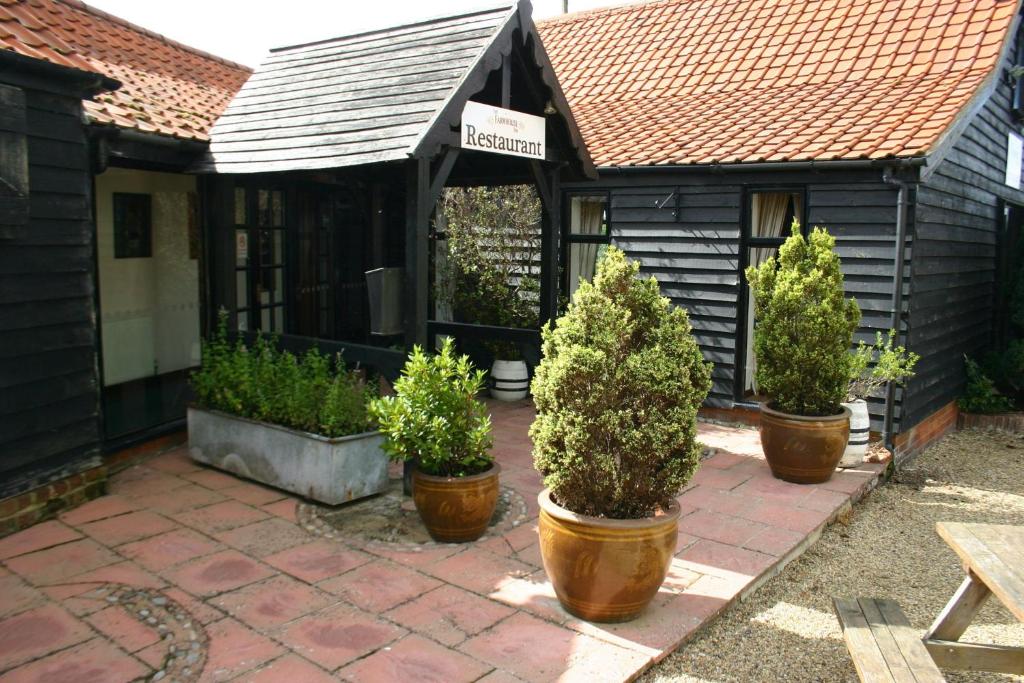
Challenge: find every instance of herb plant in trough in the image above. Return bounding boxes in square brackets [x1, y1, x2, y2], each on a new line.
[530, 246, 713, 519]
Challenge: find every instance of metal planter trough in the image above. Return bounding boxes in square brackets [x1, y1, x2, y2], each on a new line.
[187, 407, 388, 505]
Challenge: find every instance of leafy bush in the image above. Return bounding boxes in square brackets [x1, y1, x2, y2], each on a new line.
[438, 186, 541, 360]
[745, 225, 861, 416]
[190, 315, 374, 437]
[959, 356, 1014, 414]
[529, 247, 712, 519]
[369, 338, 493, 477]
[847, 330, 920, 401]
[982, 339, 1024, 404]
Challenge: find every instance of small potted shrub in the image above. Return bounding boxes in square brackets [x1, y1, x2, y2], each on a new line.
[745, 225, 861, 483]
[530, 247, 712, 623]
[841, 330, 919, 467]
[369, 338, 498, 543]
[189, 315, 384, 505]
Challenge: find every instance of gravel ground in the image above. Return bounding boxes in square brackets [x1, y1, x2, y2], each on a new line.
[645, 429, 1024, 683]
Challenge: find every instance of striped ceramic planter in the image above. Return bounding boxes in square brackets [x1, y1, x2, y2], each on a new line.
[839, 399, 870, 467]
[490, 360, 529, 401]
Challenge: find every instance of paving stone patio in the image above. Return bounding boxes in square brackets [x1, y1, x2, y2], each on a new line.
[0, 400, 886, 682]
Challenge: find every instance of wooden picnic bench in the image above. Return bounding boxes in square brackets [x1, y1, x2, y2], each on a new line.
[923, 522, 1024, 676]
[833, 597, 945, 682]
[833, 522, 1024, 682]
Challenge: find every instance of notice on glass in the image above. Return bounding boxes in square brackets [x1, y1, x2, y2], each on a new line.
[1006, 132, 1022, 189]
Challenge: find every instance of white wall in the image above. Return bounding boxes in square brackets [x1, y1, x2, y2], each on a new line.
[95, 168, 200, 386]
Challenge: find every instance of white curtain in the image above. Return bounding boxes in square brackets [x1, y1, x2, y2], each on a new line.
[744, 193, 800, 394]
[569, 197, 604, 302]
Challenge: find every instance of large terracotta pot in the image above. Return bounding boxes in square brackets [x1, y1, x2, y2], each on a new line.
[537, 489, 680, 623]
[412, 463, 500, 543]
[759, 403, 850, 484]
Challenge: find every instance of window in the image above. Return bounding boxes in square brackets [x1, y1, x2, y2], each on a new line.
[564, 194, 610, 304]
[234, 187, 287, 333]
[740, 189, 805, 400]
[113, 193, 152, 258]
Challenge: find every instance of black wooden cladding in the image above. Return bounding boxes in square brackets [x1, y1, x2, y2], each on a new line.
[903, 68, 1024, 427]
[199, 6, 515, 174]
[566, 168, 907, 429]
[0, 82, 101, 493]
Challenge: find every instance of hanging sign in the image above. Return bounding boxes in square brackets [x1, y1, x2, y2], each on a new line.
[460, 101, 546, 160]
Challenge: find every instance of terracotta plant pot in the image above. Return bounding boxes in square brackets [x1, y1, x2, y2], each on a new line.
[537, 488, 680, 623]
[759, 403, 850, 484]
[412, 463, 500, 543]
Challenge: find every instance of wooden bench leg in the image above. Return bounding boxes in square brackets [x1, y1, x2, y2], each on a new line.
[924, 573, 991, 642]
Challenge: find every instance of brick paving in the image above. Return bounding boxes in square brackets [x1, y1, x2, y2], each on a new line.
[0, 401, 886, 682]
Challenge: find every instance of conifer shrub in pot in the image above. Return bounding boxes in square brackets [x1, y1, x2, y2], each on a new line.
[369, 338, 498, 543]
[745, 226, 861, 484]
[530, 247, 712, 622]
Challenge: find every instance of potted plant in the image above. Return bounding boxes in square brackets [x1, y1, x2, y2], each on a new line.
[530, 247, 712, 623]
[745, 225, 861, 484]
[188, 315, 386, 505]
[369, 338, 498, 543]
[841, 330, 919, 467]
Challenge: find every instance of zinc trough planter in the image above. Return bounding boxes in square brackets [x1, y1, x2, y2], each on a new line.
[187, 407, 388, 505]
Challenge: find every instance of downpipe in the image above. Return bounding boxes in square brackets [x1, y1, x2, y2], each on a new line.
[881, 170, 912, 453]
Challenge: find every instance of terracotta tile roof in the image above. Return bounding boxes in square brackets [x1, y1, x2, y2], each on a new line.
[0, 0, 251, 141]
[538, 0, 1020, 167]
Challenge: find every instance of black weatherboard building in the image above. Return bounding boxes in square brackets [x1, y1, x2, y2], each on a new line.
[540, 0, 1024, 455]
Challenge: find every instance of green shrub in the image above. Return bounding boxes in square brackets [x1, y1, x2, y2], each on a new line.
[982, 339, 1024, 403]
[529, 247, 712, 519]
[959, 356, 1014, 414]
[438, 186, 541, 360]
[847, 329, 920, 401]
[368, 338, 493, 477]
[190, 315, 374, 437]
[745, 225, 861, 416]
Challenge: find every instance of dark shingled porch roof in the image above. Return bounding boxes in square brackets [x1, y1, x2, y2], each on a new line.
[199, 2, 591, 175]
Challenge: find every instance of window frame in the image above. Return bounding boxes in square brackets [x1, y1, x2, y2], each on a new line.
[561, 190, 613, 305]
[232, 184, 289, 334]
[734, 185, 809, 403]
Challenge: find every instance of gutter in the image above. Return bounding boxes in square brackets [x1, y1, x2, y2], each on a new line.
[600, 157, 927, 175]
[881, 169, 914, 451]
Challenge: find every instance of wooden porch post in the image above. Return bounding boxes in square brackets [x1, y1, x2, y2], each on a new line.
[404, 156, 430, 349]
[532, 162, 561, 325]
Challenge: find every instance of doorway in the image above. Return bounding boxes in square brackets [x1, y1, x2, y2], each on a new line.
[95, 168, 201, 443]
[736, 188, 807, 404]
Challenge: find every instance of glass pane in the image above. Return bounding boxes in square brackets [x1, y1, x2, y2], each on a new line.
[237, 311, 248, 331]
[274, 230, 283, 266]
[274, 268, 284, 303]
[743, 245, 780, 398]
[750, 192, 801, 239]
[258, 189, 270, 227]
[234, 187, 246, 225]
[261, 307, 270, 330]
[274, 306, 284, 331]
[235, 230, 248, 267]
[236, 270, 248, 308]
[260, 230, 274, 267]
[568, 242, 606, 302]
[569, 196, 608, 236]
[272, 191, 284, 227]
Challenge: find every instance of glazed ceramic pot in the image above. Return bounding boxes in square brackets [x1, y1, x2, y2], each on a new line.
[759, 403, 850, 484]
[412, 463, 500, 543]
[537, 488, 680, 623]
